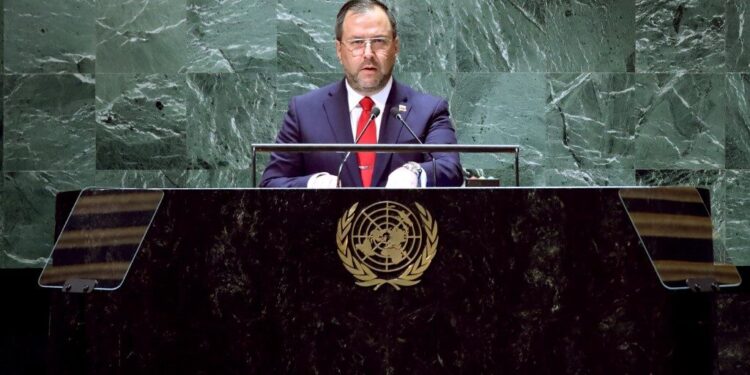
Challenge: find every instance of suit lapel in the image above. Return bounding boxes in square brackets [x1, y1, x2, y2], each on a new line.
[371, 81, 408, 186]
[323, 80, 362, 186]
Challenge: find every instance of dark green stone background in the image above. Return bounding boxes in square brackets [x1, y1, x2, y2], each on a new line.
[1, 0, 749, 267]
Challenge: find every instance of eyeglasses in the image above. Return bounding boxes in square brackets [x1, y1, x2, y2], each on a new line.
[342, 37, 393, 57]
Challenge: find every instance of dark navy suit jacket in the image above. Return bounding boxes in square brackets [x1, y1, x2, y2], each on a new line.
[260, 79, 463, 187]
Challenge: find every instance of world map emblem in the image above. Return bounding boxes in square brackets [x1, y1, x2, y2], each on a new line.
[336, 201, 438, 290]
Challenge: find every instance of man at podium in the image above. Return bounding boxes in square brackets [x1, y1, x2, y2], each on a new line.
[260, 0, 463, 188]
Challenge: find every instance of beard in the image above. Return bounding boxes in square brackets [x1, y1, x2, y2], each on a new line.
[345, 64, 394, 95]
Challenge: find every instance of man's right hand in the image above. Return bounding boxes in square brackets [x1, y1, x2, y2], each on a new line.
[306, 173, 339, 188]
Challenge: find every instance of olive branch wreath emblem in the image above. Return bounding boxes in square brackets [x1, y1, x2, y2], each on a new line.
[336, 202, 438, 290]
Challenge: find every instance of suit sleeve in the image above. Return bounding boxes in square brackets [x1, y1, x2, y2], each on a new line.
[419, 99, 463, 187]
[259, 96, 316, 188]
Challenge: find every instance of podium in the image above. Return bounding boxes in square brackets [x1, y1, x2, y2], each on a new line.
[43, 188, 742, 374]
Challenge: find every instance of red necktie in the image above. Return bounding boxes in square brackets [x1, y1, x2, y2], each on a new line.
[356, 96, 376, 187]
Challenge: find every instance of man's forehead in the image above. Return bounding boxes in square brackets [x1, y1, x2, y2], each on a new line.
[341, 8, 392, 35]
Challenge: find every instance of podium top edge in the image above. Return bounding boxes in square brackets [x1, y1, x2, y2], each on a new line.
[250, 143, 520, 153]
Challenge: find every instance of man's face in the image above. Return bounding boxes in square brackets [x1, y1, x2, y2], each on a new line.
[335, 7, 399, 95]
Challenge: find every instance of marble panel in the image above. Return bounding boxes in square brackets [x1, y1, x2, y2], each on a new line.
[724, 170, 750, 265]
[726, 74, 750, 169]
[544, 168, 635, 187]
[0, 0, 4, 69]
[3, 0, 95, 73]
[456, 0, 546, 72]
[96, 74, 187, 170]
[186, 73, 277, 170]
[277, 0, 340, 73]
[185, 0, 276, 73]
[544, 0, 635, 72]
[186, 169, 251, 188]
[3, 74, 95, 171]
[96, 0, 187, 73]
[463, 162, 543, 187]
[635, 0, 726, 72]
[520, 164, 546, 186]
[389, 0, 456, 73]
[546, 73, 636, 170]
[452, 73, 547, 181]
[394, 72, 456, 105]
[94, 170, 188, 188]
[457, 0, 634, 73]
[634, 73, 725, 169]
[1, 171, 94, 268]
[727, 1, 750, 72]
[635, 169, 727, 262]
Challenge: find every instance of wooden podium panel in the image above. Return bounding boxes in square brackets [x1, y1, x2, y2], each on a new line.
[47, 188, 719, 374]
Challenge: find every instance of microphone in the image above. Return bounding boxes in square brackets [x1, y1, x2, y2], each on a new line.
[336, 106, 381, 187]
[389, 107, 437, 187]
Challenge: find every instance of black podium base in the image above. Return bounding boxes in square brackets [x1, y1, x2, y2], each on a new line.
[38, 188, 750, 374]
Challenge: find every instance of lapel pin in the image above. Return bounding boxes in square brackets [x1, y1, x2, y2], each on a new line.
[398, 104, 407, 113]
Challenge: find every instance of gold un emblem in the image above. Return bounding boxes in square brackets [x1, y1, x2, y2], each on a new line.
[336, 201, 438, 290]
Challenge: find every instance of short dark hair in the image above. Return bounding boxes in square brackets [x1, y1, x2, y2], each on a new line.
[335, 0, 398, 41]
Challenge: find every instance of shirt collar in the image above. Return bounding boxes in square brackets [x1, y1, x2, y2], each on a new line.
[345, 77, 393, 113]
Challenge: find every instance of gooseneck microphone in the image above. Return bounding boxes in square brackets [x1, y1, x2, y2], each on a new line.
[389, 107, 437, 187]
[336, 106, 381, 187]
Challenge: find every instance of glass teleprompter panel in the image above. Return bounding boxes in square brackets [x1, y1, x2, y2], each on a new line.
[39, 188, 163, 291]
[619, 187, 741, 291]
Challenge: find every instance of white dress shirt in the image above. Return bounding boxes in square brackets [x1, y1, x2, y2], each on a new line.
[345, 77, 392, 141]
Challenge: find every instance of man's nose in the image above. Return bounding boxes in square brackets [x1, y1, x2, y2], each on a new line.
[362, 40, 374, 59]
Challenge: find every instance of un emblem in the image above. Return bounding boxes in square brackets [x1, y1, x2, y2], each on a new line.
[336, 201, 438, 290]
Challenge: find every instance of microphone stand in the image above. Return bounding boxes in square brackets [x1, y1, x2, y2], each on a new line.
[391, 108, 438, 187]
[336, 107, 381, 187]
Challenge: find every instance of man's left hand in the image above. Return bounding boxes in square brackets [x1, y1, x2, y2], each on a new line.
[385, 164, 420, 188]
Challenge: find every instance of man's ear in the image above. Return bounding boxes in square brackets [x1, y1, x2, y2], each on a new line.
[394, 36, 400, 56]
[335, 39, 342, 63]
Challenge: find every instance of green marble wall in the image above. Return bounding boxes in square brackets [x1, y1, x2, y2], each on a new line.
[1, 0, 749, 267]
